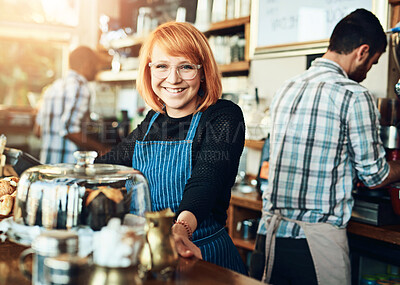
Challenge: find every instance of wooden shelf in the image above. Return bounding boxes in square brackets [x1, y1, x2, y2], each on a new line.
[205, 16, 250, 35]
[96, 69, 138, 82]
[219, 61, 250, 74]
[245, 139, 265, 151]
[204, 16, 251, 77]
[108, 36, 146, 50]
[232, 237, 256, 251]
[231, 190, 262, 211]
[228, 190, 262, 258]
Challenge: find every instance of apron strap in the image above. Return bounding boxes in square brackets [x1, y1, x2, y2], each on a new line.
[261, 210, 282, 284]
[142, 112, 202, 141]
[143, 112, 160, 140]
[185, 112, 202, 141]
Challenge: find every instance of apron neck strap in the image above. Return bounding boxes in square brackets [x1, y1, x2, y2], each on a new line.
[143, 112, 160, 139]
[185, 112, 202, 141]
[143, 111, 202, 141]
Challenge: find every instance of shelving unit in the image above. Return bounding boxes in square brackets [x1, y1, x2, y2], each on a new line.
[228, 189, 262, 263]
[96, 33, 144, 83]
[108, 36, 145, 50]
[96, 16, 252, 81]
[204, 16, 251, 76]
[228, 138, 264, 266]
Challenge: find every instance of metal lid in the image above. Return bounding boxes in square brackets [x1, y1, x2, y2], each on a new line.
[32, 230, 79, 256]
[19, 151, 143, 184]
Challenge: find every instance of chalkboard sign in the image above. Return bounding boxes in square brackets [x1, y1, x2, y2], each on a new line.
[257, 0, 372, 48]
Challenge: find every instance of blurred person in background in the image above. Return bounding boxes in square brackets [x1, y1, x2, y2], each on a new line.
[34, 46, 109, 164]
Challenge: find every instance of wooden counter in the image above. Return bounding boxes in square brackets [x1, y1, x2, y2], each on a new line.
[0, 105, 36, 135]
[0, 239, 263, 285]
[230, 190, 400, 247]
[0, 240, 30, 285]
[347, 221, 400, 246]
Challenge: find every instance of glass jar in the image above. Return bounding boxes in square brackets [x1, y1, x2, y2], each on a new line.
[136, 7, 152, 37]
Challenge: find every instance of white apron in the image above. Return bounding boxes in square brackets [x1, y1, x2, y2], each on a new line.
[262, 210, 351, 285]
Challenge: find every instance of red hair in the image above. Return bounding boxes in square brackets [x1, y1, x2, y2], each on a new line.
[137, 22, 222, 113]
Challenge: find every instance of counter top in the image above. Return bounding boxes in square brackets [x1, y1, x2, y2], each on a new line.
[230, 190, 400, 246]
[347, 221, 400, 245]
[0, 219, 263, 285]
[0, 239, 30, 285]
[0, 105, 36, 135]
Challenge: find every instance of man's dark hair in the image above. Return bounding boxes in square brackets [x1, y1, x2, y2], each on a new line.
[328, 9, 387, 57]
[69, 46, 98, 71]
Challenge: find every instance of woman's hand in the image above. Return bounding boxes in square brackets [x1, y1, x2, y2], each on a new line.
[172, 230, 202, 259]
[172, 210, 202, 259]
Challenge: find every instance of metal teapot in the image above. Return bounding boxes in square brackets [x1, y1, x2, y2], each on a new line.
[139, 208, 178, 280]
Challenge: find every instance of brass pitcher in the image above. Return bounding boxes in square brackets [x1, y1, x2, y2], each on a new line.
[139, 208, 178, 280]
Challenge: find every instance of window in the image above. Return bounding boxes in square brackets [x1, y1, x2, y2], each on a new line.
[0, 0, 82, 106]
[0, 39, 64, 106]
[0, 0, 79, 27]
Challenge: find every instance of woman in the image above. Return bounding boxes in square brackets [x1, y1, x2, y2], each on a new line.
[96, 21, 247, 274]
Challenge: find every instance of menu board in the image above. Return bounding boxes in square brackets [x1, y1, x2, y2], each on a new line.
[257, 0, 373, 48]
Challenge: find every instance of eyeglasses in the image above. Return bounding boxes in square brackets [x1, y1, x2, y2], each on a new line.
[148, 62, 202, 80]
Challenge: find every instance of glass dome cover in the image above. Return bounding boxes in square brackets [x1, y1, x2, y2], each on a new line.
[13, 151, 151, 231]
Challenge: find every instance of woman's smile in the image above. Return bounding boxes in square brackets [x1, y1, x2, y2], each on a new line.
[163, 87, 186, 94]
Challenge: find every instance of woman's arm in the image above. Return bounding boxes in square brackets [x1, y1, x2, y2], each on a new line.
[178, 101, 245, 227]
[173, 102, 244, 258]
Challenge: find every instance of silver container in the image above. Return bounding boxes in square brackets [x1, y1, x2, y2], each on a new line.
[13, 151, 151, 231]
[380, 126, 400, 149]
[376, 98, 400, 127]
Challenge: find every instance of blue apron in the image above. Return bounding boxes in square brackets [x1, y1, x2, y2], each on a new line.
[132, 112, 247, 275]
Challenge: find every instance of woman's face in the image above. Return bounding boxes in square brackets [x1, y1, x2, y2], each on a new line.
[150, 44, 201, 118]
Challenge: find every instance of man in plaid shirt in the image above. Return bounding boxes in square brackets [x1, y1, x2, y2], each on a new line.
[35, 46, 109, 164]
[250, 9, 400, 285]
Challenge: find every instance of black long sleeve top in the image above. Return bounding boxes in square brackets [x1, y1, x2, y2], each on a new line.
[96, 99, 245, 226]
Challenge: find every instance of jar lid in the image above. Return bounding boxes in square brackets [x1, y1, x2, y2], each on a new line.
[32, 230, 79, 256]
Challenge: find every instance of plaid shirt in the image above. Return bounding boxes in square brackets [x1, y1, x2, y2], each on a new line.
[258, 58, 389, 238]
[36, 70, 91, 164]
